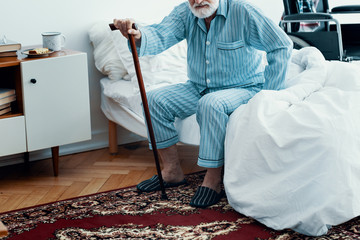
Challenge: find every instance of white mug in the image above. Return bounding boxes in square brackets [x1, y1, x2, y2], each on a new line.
[42, 32, 66, 51]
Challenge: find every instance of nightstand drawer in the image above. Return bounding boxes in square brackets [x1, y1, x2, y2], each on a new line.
[0, 116, 26, 156]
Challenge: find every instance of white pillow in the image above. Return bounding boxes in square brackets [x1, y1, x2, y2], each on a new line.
[89, 21, 129, 80]
[110, 23, 188, 91]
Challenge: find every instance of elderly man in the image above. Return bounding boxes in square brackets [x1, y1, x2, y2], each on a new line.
[113, 0, 292, 208]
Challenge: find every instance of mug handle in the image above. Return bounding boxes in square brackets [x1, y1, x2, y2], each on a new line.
[61, 34, 66, 47]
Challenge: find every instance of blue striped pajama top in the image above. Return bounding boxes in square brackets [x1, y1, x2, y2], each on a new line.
[137, 0, 292, 92]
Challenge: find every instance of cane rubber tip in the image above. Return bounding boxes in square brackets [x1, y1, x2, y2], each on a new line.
[161, 193, 168, 200]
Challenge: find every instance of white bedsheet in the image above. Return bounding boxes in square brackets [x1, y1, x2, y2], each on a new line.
[224, 48, 360, 236]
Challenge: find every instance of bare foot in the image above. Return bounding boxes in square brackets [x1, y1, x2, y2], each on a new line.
[162, 168, 185, 183]
[201, 167, 222, 193]
[158, 145, 185, 183]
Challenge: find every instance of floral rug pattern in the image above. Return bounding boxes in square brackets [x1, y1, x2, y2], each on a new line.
[0, 172, 359, 239]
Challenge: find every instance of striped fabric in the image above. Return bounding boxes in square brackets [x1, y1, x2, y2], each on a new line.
[138, 0, 292, 91]
[137, 0, 292, 168]
[147, 81, 260, 168]
[137, 175, 187, 192]
[137, 175, 162, 192]
[190, 186, 225, 207]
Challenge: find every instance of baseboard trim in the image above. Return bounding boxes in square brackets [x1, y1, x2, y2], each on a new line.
[0, 127, 145, 167]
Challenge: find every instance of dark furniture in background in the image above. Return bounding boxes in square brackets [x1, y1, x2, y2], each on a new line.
[281, 0, 360, 61]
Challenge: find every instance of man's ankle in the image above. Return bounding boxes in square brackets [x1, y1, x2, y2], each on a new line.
[162, 168, 184, 183]
[201, 167, 223, 193]
[158, 145, 184, 183]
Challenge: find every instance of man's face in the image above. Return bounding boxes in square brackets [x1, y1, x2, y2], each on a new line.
[188, 0, 219, 19]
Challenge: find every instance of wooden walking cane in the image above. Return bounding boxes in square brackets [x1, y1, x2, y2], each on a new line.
[109, 23, 168, 200]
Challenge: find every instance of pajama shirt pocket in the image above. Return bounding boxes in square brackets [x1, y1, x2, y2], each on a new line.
[216, 40, 245, 73]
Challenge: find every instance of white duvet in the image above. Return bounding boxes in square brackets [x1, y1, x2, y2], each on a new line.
[101, 46, 360, 235]
[94, 17, 360, 236]
[224, 47, 360, 236]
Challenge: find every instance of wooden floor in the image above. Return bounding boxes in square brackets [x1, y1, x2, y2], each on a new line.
[0, 141, 203, 213]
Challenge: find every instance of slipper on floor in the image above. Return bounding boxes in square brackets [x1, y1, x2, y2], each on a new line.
[189, 186, 225, 208]
[137, 175, 187, 192]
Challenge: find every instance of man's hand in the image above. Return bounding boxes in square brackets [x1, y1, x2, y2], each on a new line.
[113, 18, 141, 40]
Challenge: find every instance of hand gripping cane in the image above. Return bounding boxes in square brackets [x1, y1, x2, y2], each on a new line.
[109, 23, 168, 200]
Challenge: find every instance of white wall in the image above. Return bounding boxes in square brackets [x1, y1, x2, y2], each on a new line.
[0, 0, 184, 164]
[0, 0, 358, 164]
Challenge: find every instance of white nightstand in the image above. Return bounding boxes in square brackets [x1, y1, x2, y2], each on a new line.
[0, 49, 91, 176]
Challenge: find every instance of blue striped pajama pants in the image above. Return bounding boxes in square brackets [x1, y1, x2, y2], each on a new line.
[146, 80, 261, 168]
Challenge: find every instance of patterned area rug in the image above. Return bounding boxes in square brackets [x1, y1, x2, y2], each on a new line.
[1, 171, 360, 239]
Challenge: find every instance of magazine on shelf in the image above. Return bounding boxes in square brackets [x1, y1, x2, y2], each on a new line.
[0, 102, 11, 116]
[0, 106, 11, 116]
[0, 95, 16, 105]
[0, 103, 11, 110]
[0, 88, 16, 99]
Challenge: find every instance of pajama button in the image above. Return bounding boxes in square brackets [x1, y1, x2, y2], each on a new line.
[206, 60, 210, 64]
[206, 41, 210, 45]
[206, 79, 211, 84]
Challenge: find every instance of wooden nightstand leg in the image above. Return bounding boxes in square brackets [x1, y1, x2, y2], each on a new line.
[0, 221, 8, 238]
[51, 146, 59, 177]
[109, 120, 118, 155]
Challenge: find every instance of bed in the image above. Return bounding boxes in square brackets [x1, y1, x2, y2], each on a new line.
[89, 21, 360, 236]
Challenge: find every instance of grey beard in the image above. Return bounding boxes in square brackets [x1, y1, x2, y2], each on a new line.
[189, 2, 218, 18]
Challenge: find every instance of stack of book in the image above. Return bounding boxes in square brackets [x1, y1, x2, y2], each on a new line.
[0, 36, 21, 57]
[0, 88, 16, 116]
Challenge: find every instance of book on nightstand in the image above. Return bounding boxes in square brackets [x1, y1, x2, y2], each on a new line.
[0, 37, 21, 53]
[0, 95, 16, 106]
[0, 102, 11, 109]
[0, 50, 17, 57]
[0, 106, 11, 116]
[0, 88, 15, 99]
[0, 91, 15, 115]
